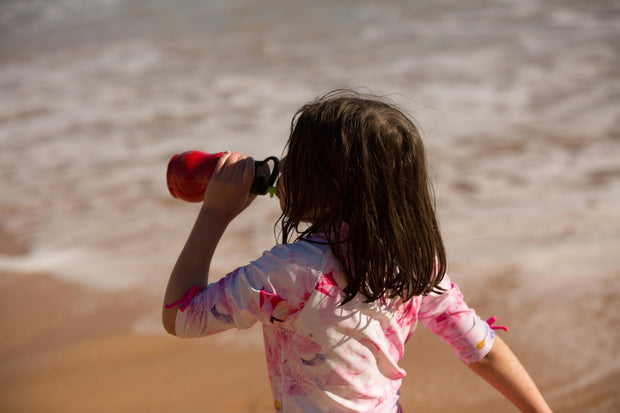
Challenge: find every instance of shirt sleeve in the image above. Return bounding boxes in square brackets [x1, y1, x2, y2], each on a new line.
[175, 242, 325, 338]
[418, 275, 495, 364]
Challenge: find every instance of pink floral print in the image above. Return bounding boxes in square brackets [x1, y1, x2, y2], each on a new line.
[175, 233, 495, 412]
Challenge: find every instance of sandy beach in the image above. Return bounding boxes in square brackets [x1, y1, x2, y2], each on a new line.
[2, 0, 619, 411]
[1, 261, 618, 412]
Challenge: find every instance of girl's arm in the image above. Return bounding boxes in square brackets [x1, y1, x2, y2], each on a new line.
[162, 152, 256, 335]
[468, 335, 553, 413]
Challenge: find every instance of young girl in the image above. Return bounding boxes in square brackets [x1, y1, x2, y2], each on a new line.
[163, 91, 553, 412]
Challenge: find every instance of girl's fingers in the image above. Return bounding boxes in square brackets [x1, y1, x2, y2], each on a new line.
[229, 153, 247, 179]
[242, 156, 255, 183]
[214, 151, 239, 179]
[213, 151, 232, 176]
[202, 152, 256, 218]
[213, 152, 254, 188]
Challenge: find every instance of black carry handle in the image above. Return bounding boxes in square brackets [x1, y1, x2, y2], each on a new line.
[250, 156, 279, 195]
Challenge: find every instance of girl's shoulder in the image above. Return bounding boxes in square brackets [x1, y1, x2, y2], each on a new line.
[243, 238, 336, 325]
[264, 234, 332, 262]
[252, 237, 333, 286]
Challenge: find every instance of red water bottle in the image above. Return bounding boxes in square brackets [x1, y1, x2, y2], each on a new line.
[166, 151, 279, 202]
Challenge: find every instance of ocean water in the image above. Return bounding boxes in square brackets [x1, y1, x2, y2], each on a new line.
[1, 1, 618, 290]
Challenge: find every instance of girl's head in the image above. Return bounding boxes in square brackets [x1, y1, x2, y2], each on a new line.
[278, 90, 446, 303]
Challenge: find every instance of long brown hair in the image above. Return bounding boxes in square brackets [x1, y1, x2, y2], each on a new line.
[278, 90, 446, 304]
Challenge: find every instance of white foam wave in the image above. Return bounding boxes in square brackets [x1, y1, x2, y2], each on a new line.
[0, 247, 148, 291]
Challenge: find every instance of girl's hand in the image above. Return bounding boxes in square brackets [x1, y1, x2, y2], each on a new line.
[202, 151, 256, 222]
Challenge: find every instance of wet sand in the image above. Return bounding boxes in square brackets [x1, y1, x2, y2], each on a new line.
[1, 265, 618, 412]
